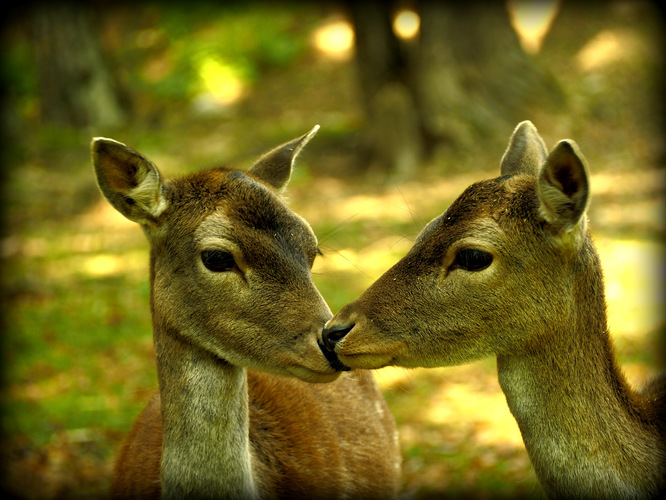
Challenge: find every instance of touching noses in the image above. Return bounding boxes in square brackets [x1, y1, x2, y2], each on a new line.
[321, 323, 354, 352]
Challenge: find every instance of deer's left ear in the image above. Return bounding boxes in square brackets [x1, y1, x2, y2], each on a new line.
[92, 137, 169, 225]
[248, 125, 319, 192]
[537, 139, 590, 232]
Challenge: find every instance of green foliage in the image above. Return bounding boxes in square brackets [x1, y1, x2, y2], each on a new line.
[0, 38, 39, 118]
[2, 248, 155, 446]
[1, 39, 36, 96]
[134, 3, 312, 102]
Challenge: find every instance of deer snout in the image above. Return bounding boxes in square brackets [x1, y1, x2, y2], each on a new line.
[319, 323, 354, 372]
[322, 323, 353, 351]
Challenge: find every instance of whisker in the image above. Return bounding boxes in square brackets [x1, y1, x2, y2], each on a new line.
[316, 244, 375, 281]
[397, 186, 427, 232]
[316, 212, 363, 246]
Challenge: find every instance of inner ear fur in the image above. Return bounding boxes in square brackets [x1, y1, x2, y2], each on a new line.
[91, 137, 167, 224]
[537, 139, 590, 232]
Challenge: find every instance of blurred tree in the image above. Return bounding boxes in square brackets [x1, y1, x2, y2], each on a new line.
[346, 0, 422, 177]
[346, 0, 564, 175]
[29, 3, 128, 129]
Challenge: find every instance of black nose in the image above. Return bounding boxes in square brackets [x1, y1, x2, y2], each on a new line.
[322, 323, 354, 351]
[319, 323, 354, 372]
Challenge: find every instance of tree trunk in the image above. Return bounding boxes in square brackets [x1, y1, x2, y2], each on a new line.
[30, 3, 127, 129]
[349, 0, 565, 171]
[346, 0, 423, 178]
[416, 1, 563, 147]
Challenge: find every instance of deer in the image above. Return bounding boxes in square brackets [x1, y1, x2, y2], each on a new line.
[91, 126, 401, 500]
[322, 121, 665, 498]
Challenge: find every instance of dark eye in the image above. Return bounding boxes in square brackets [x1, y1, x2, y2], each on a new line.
[201, 249, 236, 272]
[454, 248, 493, 271]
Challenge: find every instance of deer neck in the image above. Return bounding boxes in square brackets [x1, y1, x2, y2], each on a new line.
[496, 243, 659, 498]
[152, 314, 257, 500]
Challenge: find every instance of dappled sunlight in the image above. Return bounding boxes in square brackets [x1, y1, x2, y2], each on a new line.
[312, 8, 421, 60]
[312, 19, 354, 60]
[374, 366, 523, 449]
[1, 199, 151, 283]
[576, 29, 641, 72]
[81, 254, 127, 278]
[423, 378, 523, 448]
[297, 171, 491, 230]
[393, 10, 420, 40]
[507, 0, 560, 54]
[592, 169, 665, 197]
[333, 194, 409, 222]
[80, 252, 147, 279]
[373, 366, 414, 388]
[376, 365, 524, 449]
[596, 237, 665, 338]
[196, 57, 247, 106]
[314, 237, 412, 282]
[78, 199, 136, 230]
[36, 248, 148, 282]
[590, 169, 665, 236]
[382, 364, 539, 496]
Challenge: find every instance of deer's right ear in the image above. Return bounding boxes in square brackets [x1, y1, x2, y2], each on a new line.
[248, 125, 319, 192]
[537, 139, 590, 233]
[500, 121, 548, 177]
[91, 138, 168, 225]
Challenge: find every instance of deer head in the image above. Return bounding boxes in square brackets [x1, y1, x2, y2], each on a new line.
[322, 121, 592, 369]
[93, 126, 340, 382]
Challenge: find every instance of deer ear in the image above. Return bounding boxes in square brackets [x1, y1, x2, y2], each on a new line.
[248, 125, 319, 192]
[500, 120, 548, 176]
[91, 137, 168, 224]
[537, 139, 590, 232]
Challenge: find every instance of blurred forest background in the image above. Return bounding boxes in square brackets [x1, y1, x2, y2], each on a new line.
[0, 1, 664, 498]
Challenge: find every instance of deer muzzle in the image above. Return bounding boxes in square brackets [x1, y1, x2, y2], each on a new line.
[318, 325, 353, 372]
[322, 323, 353, 351]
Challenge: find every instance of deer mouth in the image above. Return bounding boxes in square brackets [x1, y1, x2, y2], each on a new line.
[318, 338, 351, 372]
[336, 352, 396, 371]
[286, 364, 342, 383]
[330, 339, 410, 370]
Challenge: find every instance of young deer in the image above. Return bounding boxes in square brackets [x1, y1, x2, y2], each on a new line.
[322, 121, 665, 498]
[92, 126, 400, 500]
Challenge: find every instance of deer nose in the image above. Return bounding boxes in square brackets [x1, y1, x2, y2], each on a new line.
[318, 323, 353, 372]
[322, 323, 354, 352]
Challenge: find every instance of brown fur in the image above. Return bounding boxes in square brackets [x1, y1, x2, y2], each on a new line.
[93, 127, 400, 499]
[112, 371, 396, 500]
[323, 121, 665, 498]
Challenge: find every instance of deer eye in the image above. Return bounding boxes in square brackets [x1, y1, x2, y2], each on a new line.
[201, 249, 236, 272]
[454, 248, 493, 271]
